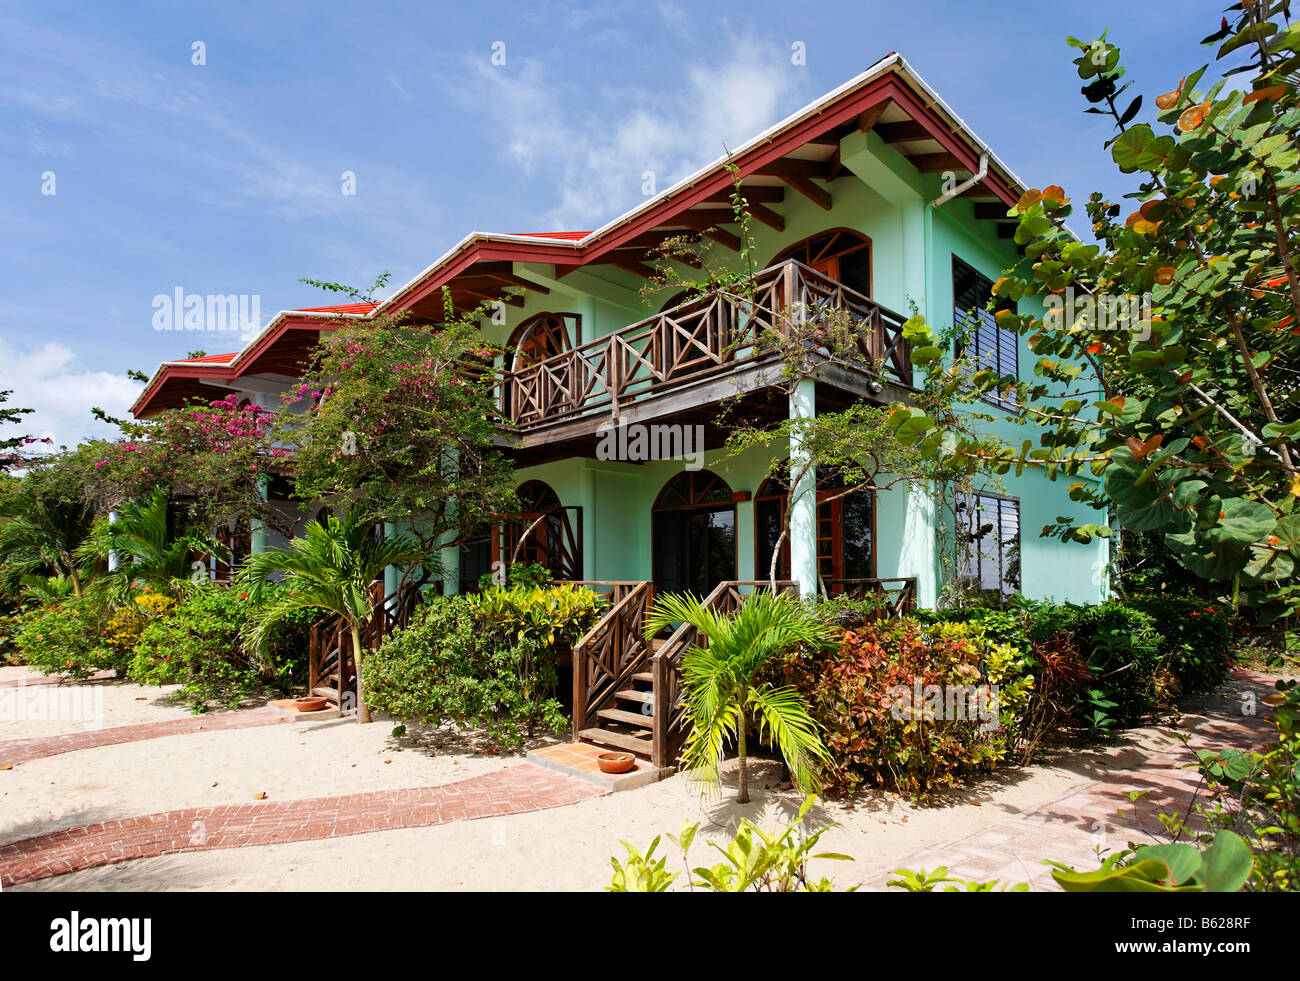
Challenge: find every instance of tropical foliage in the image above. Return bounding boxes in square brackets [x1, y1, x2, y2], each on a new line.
[271, 280, 517, 564]
[895, 5, 1300, 620]
[644, 591, 838, 803]
[609, 797, 854, 892]
[240, 505, 429, 723]
[364, 584, 600, 745]
[78, 486, 225, 603]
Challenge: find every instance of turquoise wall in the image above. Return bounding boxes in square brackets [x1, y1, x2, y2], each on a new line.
[483, 131, 1107, 607]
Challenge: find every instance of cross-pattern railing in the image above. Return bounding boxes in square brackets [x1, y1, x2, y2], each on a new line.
[307, 579, 422, 707]
[500, 259, 910, 428]
[571, 581, 655, 738]
[820, 576, 917, 618]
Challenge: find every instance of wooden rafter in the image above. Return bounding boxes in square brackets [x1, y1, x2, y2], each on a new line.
[755, 159, 832, 211]
[874, 120, 931, 143]
[855, 100, 891, 134]
[911, 152, 966, 173]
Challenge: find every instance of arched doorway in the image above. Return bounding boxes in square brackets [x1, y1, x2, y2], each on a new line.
[498, 480, 583, 582]
[754, 464, 875, 589]
[773, 229, 872, 296]
[652, 470, 737, 595]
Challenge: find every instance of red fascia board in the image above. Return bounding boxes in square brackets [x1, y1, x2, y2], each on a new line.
[394, 240, 583, 310]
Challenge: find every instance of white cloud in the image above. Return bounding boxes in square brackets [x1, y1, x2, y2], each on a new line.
[0, 337, 141, 452]
[464, 37, 809, 227]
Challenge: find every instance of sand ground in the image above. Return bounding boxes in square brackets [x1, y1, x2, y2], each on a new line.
[0, 668, 1249, 891]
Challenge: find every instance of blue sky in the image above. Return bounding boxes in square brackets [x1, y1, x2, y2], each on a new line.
[0, 0, 1225, 450]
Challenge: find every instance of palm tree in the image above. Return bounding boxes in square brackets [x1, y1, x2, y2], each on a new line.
[18, 573, 78, 607]
[77, 487, 223, 602]
[0, 487, 95, 598]
[644, 590, 838, 804]
[239, 506, 428, 723]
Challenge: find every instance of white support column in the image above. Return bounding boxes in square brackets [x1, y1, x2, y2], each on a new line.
[439, 448, 461, 595]
[107, 510, 120, 572]
[789, 378, 818, 598]
[250, 477, 268, 556]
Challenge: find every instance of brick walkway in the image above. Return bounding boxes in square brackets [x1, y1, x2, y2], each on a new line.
[0, 763, 606, 887]
[857, 669, 1283, 890]
[0, 671, 115, 688]
[0, 706, 287, 768]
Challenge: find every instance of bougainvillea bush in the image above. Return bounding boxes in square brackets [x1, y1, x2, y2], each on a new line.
[85, 396, 286, 535]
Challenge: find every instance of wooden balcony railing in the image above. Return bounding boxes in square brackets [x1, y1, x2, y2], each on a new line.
[820, 576, 917, 618]
[500, 259, 910, 429]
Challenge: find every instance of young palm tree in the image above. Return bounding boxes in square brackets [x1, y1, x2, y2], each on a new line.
[77, 487, 223, 602]
[0, 490, 95, 598]
[239, 506, 428, 723]
[644, 591, 838, 804]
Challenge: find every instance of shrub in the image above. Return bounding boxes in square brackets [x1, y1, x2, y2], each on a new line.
[924, 600, 1172, 729]
[13, 596, 121, 678]
[104, 591, 178, 656]
[132, 583, 309, 711]
[1067, 603, 1165, 725]
[1126, 596, 1235, 695]
[765, 619, 1025, 800]
[806, 593, 892, 630]
[364, 585, 597, 746]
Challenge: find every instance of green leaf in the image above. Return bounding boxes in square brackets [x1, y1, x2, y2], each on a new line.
[1199, 831, 1253, 892]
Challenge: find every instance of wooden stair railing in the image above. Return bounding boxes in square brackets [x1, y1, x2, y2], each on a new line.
[306, 579, 422, 709]
[571, 581, 658, 757]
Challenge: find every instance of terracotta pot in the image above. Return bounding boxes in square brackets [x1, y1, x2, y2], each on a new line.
[597, 752, 636, 774]
[295, 696, 329, 713]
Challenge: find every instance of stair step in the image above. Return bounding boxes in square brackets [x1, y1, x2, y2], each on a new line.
[311, 686, 341, 704]
[649, 637, 667, 652]
[579, 727, 653, 755]
[615, 688, 654, 704]
[597, 707, 655, 727]
[631, 671, 654, 683]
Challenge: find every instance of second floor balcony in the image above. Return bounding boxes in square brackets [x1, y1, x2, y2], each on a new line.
[496, 259, 912, 440]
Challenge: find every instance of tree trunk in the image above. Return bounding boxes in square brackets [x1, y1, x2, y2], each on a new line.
[67, 566, 82, 598]
[736, 691, 750, 804]
[350, 624, 372, 724]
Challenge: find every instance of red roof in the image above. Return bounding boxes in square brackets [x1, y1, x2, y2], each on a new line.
[170, 352, 239, 365]
[295, 301, 379, 314]
[509, 231, 591, 241]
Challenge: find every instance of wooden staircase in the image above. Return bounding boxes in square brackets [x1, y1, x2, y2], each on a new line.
[572, 581, 798, 768]
[577, 638, 665, 758]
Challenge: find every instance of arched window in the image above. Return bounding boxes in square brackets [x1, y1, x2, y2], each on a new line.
[773, 229, 872, 297]
[502, 312, 581, 422]
[754, 464, 875, 588]
[498, 480, 582, 581]
[504, 312, 580, 370]
[652, 470, 737, 595]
